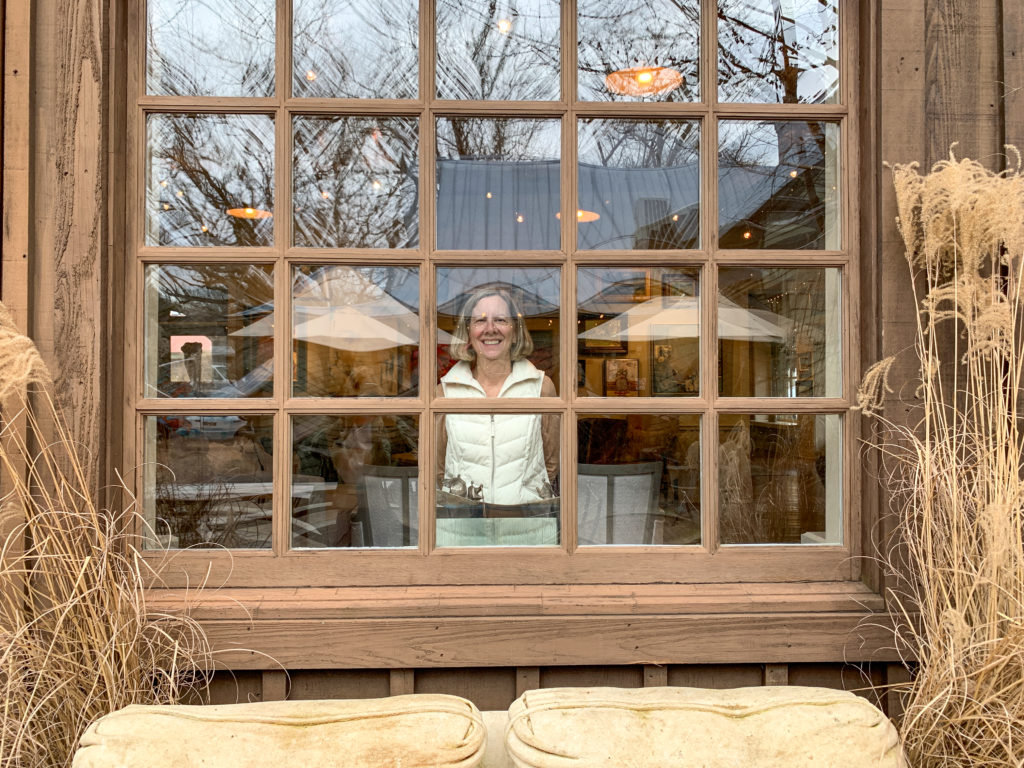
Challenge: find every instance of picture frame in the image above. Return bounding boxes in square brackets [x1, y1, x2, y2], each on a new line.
[580, 317, 627, 353]
[650, 325, 699, 396]
[604, 358, 639, 397]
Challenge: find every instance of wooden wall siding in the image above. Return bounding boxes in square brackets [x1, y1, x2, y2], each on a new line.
[201, 662, 901, 716]
[27, 0, 107, 492]
[1003, 0, 1024, 156]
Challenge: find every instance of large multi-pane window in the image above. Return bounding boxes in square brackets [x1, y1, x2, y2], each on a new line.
[134, 0, 852, 584]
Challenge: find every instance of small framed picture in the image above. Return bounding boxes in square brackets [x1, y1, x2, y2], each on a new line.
[604, 358, 639, 397]
[580, 317, 627, 353]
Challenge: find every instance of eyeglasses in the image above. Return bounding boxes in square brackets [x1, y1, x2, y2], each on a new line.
[470, 315, 513, 330]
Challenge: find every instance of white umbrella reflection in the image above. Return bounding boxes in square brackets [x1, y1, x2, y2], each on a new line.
[578, 295, 788, 342]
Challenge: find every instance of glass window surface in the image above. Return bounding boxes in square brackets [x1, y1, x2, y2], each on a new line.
[147, 0, 275, 97]
[436, 267, 560, 394]
[718, 0, 839, 104]
[142, 414, 274, 549]
[578, 267, 699, 397]
[578, 119, 700, 250]
[292, 0, 418, 99]
[435, 413, 560, 547]
[436, 0, 560, 101]
[144, 265, 275, 398]
[435, 117, 561, 250]
[718, 267, 840, 398]
[291, 414, 419, 548]
[145, 113, 275, 247]
[291, 265, 420, 398]
[718, 120, 840, 250]
[718, 414, 841, 545]
[577, 414, 701, 545]
[292, 116, 419, 248]
[578, 0, 700, 102]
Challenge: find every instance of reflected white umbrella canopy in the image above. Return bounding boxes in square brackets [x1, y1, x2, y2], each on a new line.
[578, 295, 788, 342]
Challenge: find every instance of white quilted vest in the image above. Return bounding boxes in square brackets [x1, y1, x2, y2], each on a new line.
[440, 360, 547, 505]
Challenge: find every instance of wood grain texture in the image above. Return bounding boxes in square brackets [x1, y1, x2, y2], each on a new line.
[388, 668, 415, 696]
[515, 667, 540, 697]
[1002, 0, 1024, 156]
[925, 0, 1002, 166]
[198, 613, 903, 670]
[643, 665, 668, 687]
[762, 663, 788, 686]
[29, 0, 107, 492]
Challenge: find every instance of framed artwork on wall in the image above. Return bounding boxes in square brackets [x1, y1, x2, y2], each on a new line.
[604, 358, 639, 396]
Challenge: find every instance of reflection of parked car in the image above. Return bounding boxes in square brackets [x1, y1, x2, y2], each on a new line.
[157, 414, 248, 441]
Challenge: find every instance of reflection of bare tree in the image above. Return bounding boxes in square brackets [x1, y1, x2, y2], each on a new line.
[718, 0, 838, 104]
[293, 0, 418, 98]
[293, 117, 419, 248]
[147, 114, 275, 247]
[578, 0, 700, 102]
[147, 0, 275, 97]
[436, 0, 560, 101]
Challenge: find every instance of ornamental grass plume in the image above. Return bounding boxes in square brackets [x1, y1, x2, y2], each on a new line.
[0, 302, 212, 768]
[860, 148, 1024, 768]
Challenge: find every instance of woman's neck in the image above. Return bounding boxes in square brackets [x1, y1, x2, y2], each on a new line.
[473, 358, 513, 397]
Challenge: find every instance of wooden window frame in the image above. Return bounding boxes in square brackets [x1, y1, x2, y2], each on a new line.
[125, 1, 896, 666]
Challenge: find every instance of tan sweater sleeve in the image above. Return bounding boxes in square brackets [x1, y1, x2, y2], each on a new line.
[540, 376, 558, 481]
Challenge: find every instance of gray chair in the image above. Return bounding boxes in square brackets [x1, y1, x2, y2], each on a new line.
[577, 462, 663, 545]
[357, 465, 419, 547]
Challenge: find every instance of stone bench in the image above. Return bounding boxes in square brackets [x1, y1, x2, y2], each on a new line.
[73, 686, 906, 768]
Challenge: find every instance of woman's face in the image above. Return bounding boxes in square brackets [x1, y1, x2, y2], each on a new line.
[468, 294, 514, 364]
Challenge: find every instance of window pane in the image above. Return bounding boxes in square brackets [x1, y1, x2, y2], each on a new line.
[291, 414, 419, 548]
[143, 414, 274, 549]
[146, 113, 275, 247]
[292, 265, 420, 397]
[147, 0, 275, 97]
[578, 0, 700, 102]
[435, 413, 560, 547]
[293, 116, 419, 248]
[718, 0, 839, 104]
[718, 120, 839, 250]
[436, 0, 559, 100]
[578, 119, 700, 250]
[578, 267, 699, 397]
[718, 414, 841, 545]
[436, 267, 560, 394]
[293, 0, 417, 98]
[718, 267, 840, 398]
[436, 118, 561, 250]
[144, 265, 274, 398]
[578, 414, 700, 545]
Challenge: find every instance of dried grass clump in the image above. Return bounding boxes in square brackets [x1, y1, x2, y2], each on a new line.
[862, 148, 1024, 768]
[0, 304, 212, 768]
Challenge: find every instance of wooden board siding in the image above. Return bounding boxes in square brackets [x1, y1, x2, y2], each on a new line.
[202, 662, 904, 717]
[25, 0, 108, 493]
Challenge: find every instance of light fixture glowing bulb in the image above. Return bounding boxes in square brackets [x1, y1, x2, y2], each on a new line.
[321, 190, 330, 199]
[371, 180, 382, 190]
[516, 214, 524, 223]
[496, 18, 512, 34]
[485, 192, 493, 199]
[176, 189, 184, 197]
[742, 231, 752, 240]
[636, 70, 654, 84]
[160, 180, 168, 188]
[200, 224, 208, 232]
[305, 70, 317, 82]
[672, 214, 679, 222]
[789, 170, 798, 178]
[162, 203, 170, 210]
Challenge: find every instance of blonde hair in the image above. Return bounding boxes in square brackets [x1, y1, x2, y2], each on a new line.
[449, 286, 534, 363]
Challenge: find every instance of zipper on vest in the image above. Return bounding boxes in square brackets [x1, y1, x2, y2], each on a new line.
[490, 415, 496, 500]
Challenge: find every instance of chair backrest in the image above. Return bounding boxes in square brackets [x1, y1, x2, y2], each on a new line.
[357, 465, 419, 547]
[577, 462, 662, 545]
